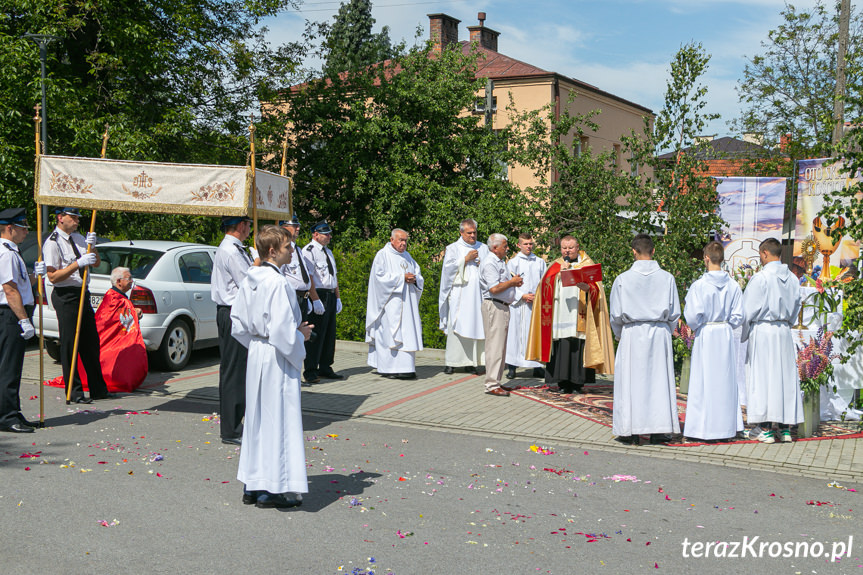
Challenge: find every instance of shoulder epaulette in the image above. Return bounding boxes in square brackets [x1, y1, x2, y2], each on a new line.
[305, 245, 313, 251]
[49, 231, 58, 241]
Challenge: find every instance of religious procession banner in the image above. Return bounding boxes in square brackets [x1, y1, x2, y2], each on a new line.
[35, 155, 291, 220]
[793, 158, 862, 282]
[716, 177, 787, 272]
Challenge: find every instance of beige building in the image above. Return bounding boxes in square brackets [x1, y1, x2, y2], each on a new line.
[428, 12, 654, 190]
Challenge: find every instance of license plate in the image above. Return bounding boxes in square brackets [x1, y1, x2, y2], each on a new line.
[90, 294, 103, 309]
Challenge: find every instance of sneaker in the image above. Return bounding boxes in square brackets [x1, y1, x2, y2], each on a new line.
[756, 429, 775, 444]
[747, 426, 764, 440]
[780, 429, 793, 443]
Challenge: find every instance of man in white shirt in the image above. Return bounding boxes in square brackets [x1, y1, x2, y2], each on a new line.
[480, 234, 523, 395]
[279, 215, 324, 326]
[302, 220, 343, 383]
[43, 207, 111, 404]
[366, 229, 424, 380]
[438, 219, 489, 375]
[211, 214, 254, 445]
[0, 208, 39, 432]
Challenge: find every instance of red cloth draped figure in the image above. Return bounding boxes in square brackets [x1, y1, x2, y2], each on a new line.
[94, 287, 148, 392]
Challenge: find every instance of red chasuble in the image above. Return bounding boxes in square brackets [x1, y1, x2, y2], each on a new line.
[45, 289, 148, 392]
[94, 288, 148, 392]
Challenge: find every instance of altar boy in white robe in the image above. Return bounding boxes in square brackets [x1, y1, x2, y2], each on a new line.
[366, 229, 424, 380]
[505, 234, 546, 380]
[231, 225, 313, 509]
[741, 237, 803, 444]
[610, 234, 681, 444]
[439, 219, 489, 374]
[683, 241, 744, 441]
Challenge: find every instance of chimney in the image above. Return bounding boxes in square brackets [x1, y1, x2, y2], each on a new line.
[428, 13, 460, 53]
[467, 12, 500, 52]
[779, 133, 792, 153]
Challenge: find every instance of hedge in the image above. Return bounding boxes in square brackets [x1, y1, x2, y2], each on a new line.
[330, 239, 446, 350]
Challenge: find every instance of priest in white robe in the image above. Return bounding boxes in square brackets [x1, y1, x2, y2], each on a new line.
[366, 229, 424, 380]
[439, 219, 489, 374]
[505, 234, 546, 379]
[741, 237, 803, 443]
[610, 234, 681, 443]
[231, 225, 313, 509]
[683, 242, 744, 441]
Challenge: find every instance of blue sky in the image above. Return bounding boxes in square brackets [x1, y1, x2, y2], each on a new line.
[263, 0, 823, 138]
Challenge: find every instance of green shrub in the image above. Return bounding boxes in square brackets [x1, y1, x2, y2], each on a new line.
[332, 238, 445, 349]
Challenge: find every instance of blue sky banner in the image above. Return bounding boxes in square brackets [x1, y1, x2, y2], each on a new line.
[716, 177, 787, 272]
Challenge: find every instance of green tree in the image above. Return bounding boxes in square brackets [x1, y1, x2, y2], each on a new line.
[733, 0, 863, 157]
[505, 97, 655, 282]
[627, 42, 726, 301]
[1, 0, 302, 241]
[271, 40, 536, 253]
[819, 102, 863, 357]
[322, 0, 392, 77]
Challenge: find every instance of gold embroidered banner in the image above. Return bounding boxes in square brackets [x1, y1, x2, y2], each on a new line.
[36, 155, 291, 220]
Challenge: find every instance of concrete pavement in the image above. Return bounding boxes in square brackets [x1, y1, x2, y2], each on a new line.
[21, 341, 863, 483]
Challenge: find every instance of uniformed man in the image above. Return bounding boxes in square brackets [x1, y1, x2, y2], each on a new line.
[279, 215, 324, 325]
[301, 220, 343, 383]
[43, 207, 111, 404]
[0, 209, 40, 432]
[211, 214, 254, 445]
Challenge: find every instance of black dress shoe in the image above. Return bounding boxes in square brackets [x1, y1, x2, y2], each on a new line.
[649, 434, 672, 445]
[443, 366, 454, 375]
[0, 423, 35, 434]
[532, 367, 545, 378]
[380, 373, 397, 379]
[19, 418, 39, 428]
[92, 392, 118, 400]
[71, 397, 93, 404]
[319, 371, 344, 380]
[242, 490, 263, 505]
[506, 368, 516, 379]
[221, 437, 242, 446]
[464, 366, 477, 374]
[614, 435, 635, 445]
[474, 366, 486, 376]
[397, 372, 417, 380]
[255, 492, 302, 509]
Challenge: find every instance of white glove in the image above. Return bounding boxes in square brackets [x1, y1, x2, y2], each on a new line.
[34, 261, 47, 276]
[86, 232, 98, 245]
[249, 247, 259, 260]
[312, 299, 325, 315]
[19, 319, 35, 340]
[336, 298, 343, 314]
[306, 299, 313, 314]
[76, 252, 97, 268]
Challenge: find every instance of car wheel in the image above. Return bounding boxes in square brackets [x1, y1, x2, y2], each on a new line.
[45, 339, 61, 362]
[157, 318, 192, 371]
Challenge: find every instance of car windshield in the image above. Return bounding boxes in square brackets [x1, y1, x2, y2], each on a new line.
[91, 247, 164, 279]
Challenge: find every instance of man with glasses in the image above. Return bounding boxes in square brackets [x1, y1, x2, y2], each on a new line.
[302, 220, 343, 383]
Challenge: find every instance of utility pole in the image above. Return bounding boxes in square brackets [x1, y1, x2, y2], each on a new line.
[832, 0, 850, 146]
[23, 33, 60, 234]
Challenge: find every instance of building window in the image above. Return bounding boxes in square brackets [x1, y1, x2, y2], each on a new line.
[474, 97, 497, 113]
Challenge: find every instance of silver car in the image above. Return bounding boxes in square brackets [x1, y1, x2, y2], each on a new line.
[34, 240, 219, 371]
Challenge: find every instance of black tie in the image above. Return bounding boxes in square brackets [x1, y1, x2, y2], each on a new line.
[322, 247, 334, 275]
[68, 237, 82, 258]
[235, 244, 252, 265]
[297, 250, 310, 284]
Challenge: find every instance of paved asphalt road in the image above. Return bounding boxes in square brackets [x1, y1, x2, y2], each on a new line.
[2, 385, 860, 575]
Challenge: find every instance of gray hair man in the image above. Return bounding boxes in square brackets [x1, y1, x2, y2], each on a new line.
[479, 233, 522, 396]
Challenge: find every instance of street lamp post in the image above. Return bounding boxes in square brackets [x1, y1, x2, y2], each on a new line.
[22, 33, 60, 234]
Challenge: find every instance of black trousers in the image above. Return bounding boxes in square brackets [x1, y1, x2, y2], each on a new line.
[304, 289, 337, 378]
[52, 287, 108, 400]
[545, 337, 596, 392]
[0, 306, 30, 427]
[217, 305, 247, 440]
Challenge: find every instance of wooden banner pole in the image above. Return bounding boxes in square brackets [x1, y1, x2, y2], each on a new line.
[66, 125, 108, 403]
[33, 105, 46, 425]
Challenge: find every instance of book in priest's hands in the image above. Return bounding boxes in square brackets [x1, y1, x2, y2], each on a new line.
[560, 263, 602, 286]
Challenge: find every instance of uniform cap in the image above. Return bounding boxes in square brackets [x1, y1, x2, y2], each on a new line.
[311, 220, 332, 234]
[220, 215, 253, 229]
[0, 207, 29, 228]
[279, 214, 300, 227]
[54, 207, 81, 217]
